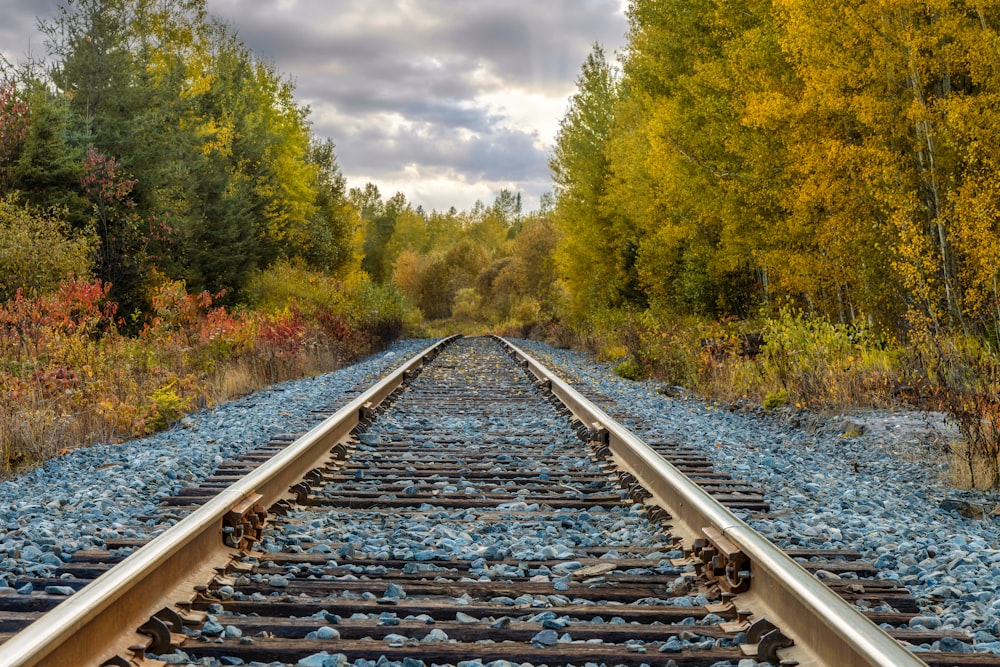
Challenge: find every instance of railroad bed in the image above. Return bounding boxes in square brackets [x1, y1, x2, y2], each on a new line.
[0, 336, 996, 666]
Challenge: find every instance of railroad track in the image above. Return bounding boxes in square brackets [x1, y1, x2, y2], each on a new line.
[0, 336, 995, 666]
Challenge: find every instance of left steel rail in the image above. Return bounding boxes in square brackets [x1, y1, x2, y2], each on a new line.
[0, 336, 459, 667]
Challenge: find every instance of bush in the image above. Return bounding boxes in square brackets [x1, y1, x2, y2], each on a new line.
[762, 388, 788, 411]
[753, 307, 897, 408]
[907, 331, 1000, 489]
[0, 264, 416, 477]
[614, 357, 644, 380]
[0, 198, 94, 301]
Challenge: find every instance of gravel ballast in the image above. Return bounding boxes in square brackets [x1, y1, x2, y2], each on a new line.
[513, 338, 1000, 656]
[0, 339, 435, 586]
[3, 335, 1000, 662]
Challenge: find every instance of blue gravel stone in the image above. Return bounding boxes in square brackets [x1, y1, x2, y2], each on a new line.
[422, 628, 449, 642]
[938, 637, 972, 652]
[384, 582, 406, 598]
[531, 629, 558, 647]
[39, 553, 62, 566]
[201, 618, 224, 636]
[659, 636, 683, 652]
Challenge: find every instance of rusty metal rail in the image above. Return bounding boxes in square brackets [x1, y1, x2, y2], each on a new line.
[497, 336, 927, 667]
[0, 336, 460, 667]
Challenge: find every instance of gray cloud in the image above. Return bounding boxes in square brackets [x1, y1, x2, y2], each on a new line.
[0, 0, 60, 65]
[3, 0, 627, 211]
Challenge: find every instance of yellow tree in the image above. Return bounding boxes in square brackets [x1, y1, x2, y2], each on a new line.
[550, 43, 632, 324]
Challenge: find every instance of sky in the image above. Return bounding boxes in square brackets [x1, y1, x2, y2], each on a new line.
[0, 0, 629, 213]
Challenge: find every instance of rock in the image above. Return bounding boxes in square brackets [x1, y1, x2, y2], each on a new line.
[422, 628, 449, 642]
[657, 385, 686, 398]
[940, 498, 985, 520]
[531, 629, 559, 647]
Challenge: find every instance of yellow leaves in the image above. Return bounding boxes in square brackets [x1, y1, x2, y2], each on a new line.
[181, 70, 216, 100]
[743, 91, 793, 131]
[195, 116, 233, 157]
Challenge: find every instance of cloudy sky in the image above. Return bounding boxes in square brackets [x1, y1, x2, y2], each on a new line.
[1, 0, 628, 213]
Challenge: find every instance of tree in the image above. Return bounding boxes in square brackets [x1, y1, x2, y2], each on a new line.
[550, 43, 630, 323]
[9, 83, 90, 227]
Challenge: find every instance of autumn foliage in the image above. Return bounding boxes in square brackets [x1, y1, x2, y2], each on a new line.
[0, 270, 402, 473]
[541, 0, 1000, 486]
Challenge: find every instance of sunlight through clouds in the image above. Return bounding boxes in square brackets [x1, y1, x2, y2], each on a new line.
[2, 0, 628, 212]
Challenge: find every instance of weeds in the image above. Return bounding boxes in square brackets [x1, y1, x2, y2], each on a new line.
[0, 266, 412, 477]
[906, 331, 1000, 488]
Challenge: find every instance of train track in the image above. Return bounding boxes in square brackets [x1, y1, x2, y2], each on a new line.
[0, 336, 995, 666]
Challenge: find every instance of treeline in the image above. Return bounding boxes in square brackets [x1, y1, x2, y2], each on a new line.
[551, 0, 1000, 342]
[542, 0, 1000, 487]
[356, 185, 560, 332]
[1, 0, 356, 317]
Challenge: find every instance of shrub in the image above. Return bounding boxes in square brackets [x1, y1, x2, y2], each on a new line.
[754, 306, 897, 407]
[149, 379, 192, 429]
[907, 331, 1000, 489]
[614, 357, 644, 380]
[762, 388, 788, 411]
[0, 264, 415, 476]
[0, 198, 94, 301]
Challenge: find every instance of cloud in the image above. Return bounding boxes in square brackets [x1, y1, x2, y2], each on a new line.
[2, 0, 628, 212]
[205, 0, 627, 210]
[0, 0, 60, 65]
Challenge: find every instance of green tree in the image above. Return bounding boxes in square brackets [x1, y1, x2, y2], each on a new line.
[9, 84, 90, 227]
[550, 43, 630, 323]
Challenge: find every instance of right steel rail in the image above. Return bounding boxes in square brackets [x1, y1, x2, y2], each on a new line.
[499, 336, 926, 667]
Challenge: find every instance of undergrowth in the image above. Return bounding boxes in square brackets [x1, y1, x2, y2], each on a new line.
[0, 264, 415, 476]
[549, 306, 1000, 489]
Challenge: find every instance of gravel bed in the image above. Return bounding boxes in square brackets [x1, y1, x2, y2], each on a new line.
[0, 338, 436, 587]
[5, 334, 1000, 663]
[513, 338, 1000, 656]
[157, 337, 745, 667]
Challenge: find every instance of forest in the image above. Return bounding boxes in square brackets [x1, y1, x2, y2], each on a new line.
[3, 0, 1000, 486]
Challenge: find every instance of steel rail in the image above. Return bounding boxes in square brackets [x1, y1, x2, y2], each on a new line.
[498, 336, 927, 667]
[0, 336, 459, 667]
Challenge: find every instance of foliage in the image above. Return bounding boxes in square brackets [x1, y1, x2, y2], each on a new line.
[0, 198, 94, 301]
[0, 0, 358, 308]
[762, 389, 788, 411]
[614, 357, 644, 381]
[905, 327, 1000, 489]
[246, 258, 414, 353]
[550, 44, 638, 326]
[0, 271, 407, 475]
